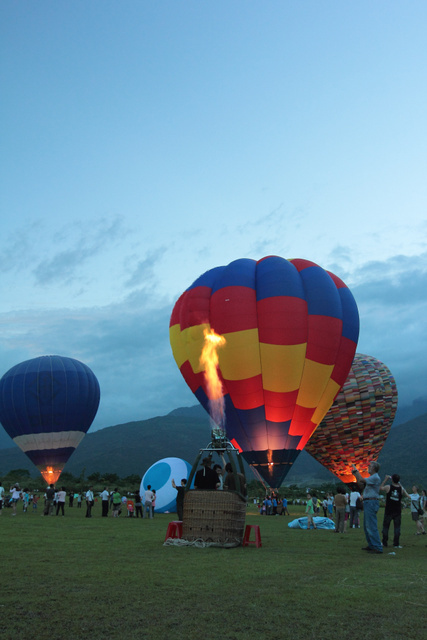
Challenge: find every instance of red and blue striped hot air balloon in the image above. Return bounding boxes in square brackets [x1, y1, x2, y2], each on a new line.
[169, 256, 359, 487]
[0, 355, 100, 484]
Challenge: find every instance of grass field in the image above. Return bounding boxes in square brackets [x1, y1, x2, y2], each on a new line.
[1, 501, 426, 640]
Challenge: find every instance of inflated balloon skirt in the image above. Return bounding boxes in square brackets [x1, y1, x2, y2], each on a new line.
[168, 490, 246, 548]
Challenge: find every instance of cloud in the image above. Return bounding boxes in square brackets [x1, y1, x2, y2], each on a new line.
[351, 253, 427, 306]
[123, 247, 167, 290]
[351, 252, 427, 407]
[0, 250, 426, 434]
[33, 215, 130, 285]
[0, 219, 44, 273]
[0, 289, 192, 431]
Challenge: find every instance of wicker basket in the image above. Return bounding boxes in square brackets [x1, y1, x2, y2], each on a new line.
[182, 490, 246, 547]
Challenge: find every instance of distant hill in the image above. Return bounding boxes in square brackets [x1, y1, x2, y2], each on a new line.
[377, 412, 427, 488]
[0, 405, 425, 487]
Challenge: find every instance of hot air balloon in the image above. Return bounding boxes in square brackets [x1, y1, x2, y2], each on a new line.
[305, 353, 398, 483]
[170, 256, 359, 486]
[0, 355, 100, 484]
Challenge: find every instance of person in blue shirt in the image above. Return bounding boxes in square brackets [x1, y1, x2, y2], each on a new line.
[352, 461, 383, 554]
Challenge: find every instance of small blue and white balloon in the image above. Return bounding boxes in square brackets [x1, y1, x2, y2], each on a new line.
[140, 457, 192, 513]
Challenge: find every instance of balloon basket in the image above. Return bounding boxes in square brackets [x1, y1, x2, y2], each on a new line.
[182, 490, 246, 547]
[180, 441, 247, 547]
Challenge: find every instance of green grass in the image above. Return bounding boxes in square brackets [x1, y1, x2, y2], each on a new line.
[1, 503, 426, 640]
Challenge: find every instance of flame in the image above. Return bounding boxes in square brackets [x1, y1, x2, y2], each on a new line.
[200, 328, 226, 430]
[40, 466, 62, 485]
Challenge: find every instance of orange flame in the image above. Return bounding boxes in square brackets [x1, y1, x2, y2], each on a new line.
[40, 466, 62, 485]
[200, 328, 226, 429]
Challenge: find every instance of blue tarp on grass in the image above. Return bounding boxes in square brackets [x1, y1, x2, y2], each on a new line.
[288, 516, 336, 530]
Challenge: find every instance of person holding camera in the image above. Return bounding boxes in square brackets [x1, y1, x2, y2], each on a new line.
[352, 461, 383, 554]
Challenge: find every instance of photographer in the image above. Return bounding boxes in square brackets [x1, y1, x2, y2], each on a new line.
[352, 461, 383, 554]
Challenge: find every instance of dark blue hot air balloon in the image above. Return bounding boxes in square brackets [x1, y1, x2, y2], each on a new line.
[0, 355, 100, 484]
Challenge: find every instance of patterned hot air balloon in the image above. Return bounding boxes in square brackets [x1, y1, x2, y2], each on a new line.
[305, 353, 398, 483]
[0, 355, 100, 484]
[170, 256, 359, 486]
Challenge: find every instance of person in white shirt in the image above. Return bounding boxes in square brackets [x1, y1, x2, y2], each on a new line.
[143, 485, 155, 519]
[85, 486, 94, 518]
[56, 487, 67, 516]
[409, 485, 426, 536]
[349, 487, 362, 528]
[10, 484, 22, 516]
[100, 487, 109, 517]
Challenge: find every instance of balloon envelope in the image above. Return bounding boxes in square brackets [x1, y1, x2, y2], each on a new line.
[140, 457, 192, 513]
[170, 256, 359, 486]
[0, 355, 100, 484]
[305, 353, 398, 482]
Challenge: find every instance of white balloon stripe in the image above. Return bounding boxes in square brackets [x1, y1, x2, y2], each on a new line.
[13, 431, 85, 452]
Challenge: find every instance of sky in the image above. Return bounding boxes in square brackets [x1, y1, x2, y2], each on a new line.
[1, 2, 426, 432]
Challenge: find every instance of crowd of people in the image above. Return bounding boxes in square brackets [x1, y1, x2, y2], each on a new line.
[1, 459, 426, 553]
[0, 482, 160, 519]
[253, 461, 427, 554]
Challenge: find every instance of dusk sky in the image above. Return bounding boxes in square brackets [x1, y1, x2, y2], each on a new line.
[1, 2, 426, 432]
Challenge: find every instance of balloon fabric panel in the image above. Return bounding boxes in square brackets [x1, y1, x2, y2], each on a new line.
[170, 256, 359, 486]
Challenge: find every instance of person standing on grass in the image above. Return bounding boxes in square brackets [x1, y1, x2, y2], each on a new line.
[380, 474, 409, 548]
[134, 489, 143, 518]
[22, 489, 30, 513]
[151, 489, 157, 517]
[112, 488, 121, 517]
[0, 480, 5, 515]
[305, 493, 317, 530]
[327, 494, 334, 519]
[409, 486, 426, 536]
[321, 497, 328, 517]
[334, 487, 347, 533]
[100, 487, 110, 517]
[85, 486, 94, 518]
[10, 484, 22, 516]
[349, 485, 362, 528]
[172, 478, 187, 521]
[44, 484, 55, 516]
[421, 489, 427, 530]
[55, 486, 66, 516]
[352, 460, 383, 554]
[143, 485, 155, 519]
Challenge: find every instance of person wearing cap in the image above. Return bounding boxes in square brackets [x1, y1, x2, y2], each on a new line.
[352, 461, 383, 554]
[194, 457, 220, 490]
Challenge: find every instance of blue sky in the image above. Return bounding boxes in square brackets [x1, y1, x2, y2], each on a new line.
[1, 2, 426, 431]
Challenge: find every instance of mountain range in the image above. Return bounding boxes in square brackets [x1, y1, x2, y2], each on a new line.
[0, 404, 425, 487]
